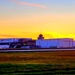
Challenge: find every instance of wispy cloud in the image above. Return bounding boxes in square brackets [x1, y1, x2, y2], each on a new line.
[18, 2, 47, 9]
[9, 0, 47, 9]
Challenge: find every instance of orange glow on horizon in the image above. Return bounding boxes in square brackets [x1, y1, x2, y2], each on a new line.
[0, 13, 75, 39]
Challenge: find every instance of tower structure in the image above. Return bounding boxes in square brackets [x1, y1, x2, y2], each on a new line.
[38, 34, 44, 40]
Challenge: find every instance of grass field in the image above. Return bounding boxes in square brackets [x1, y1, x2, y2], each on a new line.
[0, 50, 75, 74]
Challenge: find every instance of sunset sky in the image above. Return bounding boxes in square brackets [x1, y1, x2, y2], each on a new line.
[0, 0, 75, 39]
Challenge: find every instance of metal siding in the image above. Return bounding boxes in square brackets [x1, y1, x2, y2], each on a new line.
[73, 41, 75, 47]
[0, 45, 10, 49]
[0, 39, 19, 43]
[58, 39, 73, 48]
[36, 40, 59, 48]
[0, 38, 32, 43]
[36, 39, 74, 48]
[48, 40, 58, 48]
[36, 40, 41, 46]
[40, 40, 48, 48]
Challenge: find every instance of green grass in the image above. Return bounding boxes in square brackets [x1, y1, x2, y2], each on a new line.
[0, 50, 75, 74]
[0, 63, 75, 75]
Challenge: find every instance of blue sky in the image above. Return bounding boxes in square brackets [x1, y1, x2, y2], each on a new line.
[1, 0, 75, 13]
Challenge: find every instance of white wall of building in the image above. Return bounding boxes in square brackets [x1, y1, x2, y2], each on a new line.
[73, 41, 75, 47]
[0, 38, 32, 43]
[36, 39, 58, 48]
[0, 45, 10, 49]
[36, 38, 74, 48]
[0, 39, 19, 43]
[48, 40, 58, 48]
[58, 39, 73, 48]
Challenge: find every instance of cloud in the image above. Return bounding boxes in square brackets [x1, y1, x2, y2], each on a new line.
[18, 2, 47, 9]
[9, 0, 47, 9]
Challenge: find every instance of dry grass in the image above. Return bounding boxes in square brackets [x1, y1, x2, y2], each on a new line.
[1, 50, 75, 74]
[0, 50, 75, 65]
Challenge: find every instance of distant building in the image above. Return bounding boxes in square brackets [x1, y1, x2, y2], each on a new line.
[21, 40, 36, 49]
[0, 35, 75, 49]
[25, 40, 36, 46]
[37, 34, 44, 40]
[36, 38, 74, 48]
[0, 38, 32, 44]
[0, 38, 32, 49]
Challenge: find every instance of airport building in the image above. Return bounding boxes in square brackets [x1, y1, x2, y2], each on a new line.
[0, 34, 74, 49]
[36, 34, 74, 48]
[0, 38, 32, 49]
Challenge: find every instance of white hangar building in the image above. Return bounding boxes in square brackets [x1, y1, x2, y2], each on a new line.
[36, 34, 74, 48]
[36, 38, 74, 48]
